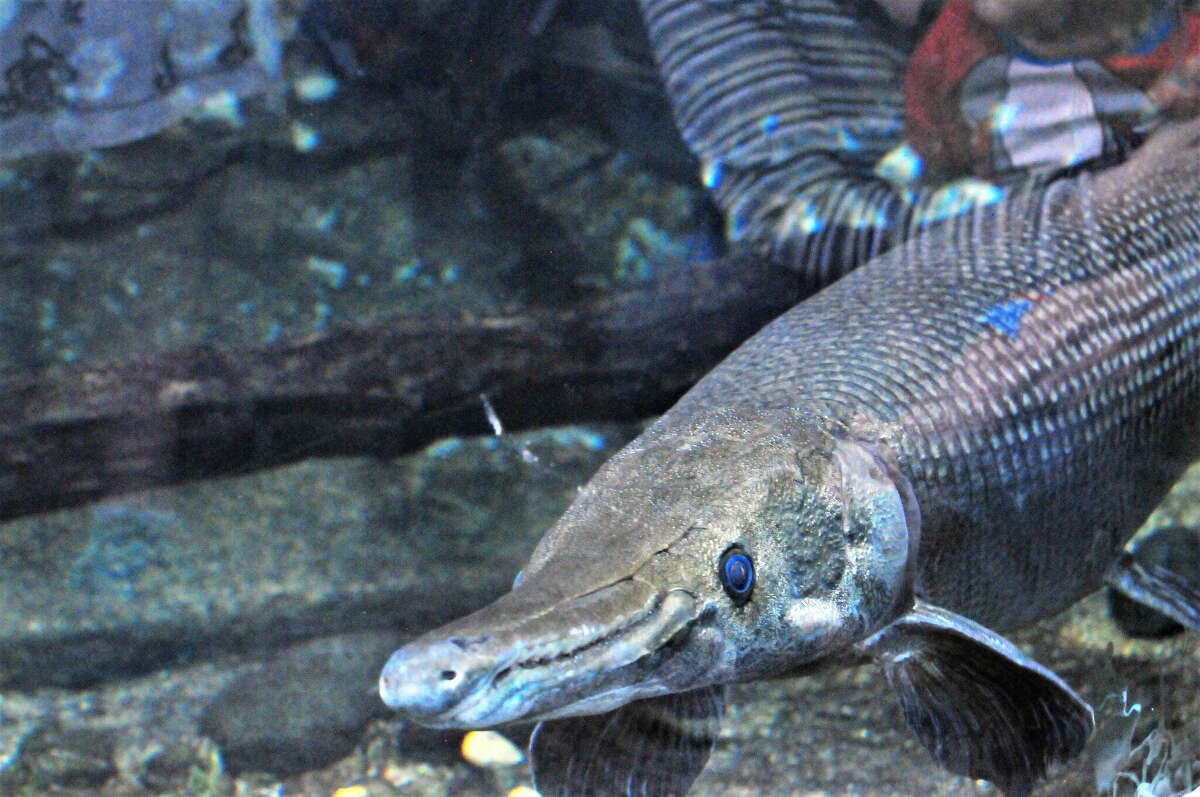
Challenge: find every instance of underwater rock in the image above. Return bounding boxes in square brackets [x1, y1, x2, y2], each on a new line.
[139, 742, 226, 793]
[495, 125, 720, 297]
[199, 632, 402, 776]
[0, 725, 118, 791]
[0, 0, 293, 161]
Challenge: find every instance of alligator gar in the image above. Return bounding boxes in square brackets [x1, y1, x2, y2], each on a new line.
[379, 126, 1200, 796]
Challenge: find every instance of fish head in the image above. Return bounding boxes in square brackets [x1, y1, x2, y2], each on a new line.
[379, 407, 918, 728]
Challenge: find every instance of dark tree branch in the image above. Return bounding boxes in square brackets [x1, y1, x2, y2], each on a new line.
[0, 254, 801, 521]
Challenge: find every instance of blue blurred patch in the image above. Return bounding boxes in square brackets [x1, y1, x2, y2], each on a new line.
[68, 506, 180, 599]
[980, 297, 1034, 338]
[549, 428, 607, 452]
[427, 438, 465, 458]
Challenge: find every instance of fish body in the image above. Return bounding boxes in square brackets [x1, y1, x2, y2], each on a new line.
[381, 142, 1200, 795]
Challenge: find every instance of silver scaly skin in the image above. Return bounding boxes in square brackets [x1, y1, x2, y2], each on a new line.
[381, 128, 1200, 796]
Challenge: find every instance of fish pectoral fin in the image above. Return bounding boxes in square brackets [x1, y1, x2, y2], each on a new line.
[860, 601, 1094, 797]
[1105, 549, 1200, 632]
[530, 685, 724, 797]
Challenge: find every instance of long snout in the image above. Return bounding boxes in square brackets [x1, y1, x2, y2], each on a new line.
[379, 577, 699, 727]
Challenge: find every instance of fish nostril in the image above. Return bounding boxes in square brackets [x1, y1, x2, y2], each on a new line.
[449, 635, 490, 651]
[440, 669, 457, 682]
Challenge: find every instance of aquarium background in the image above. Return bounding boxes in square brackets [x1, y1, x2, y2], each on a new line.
[0, 0, 1196, 795]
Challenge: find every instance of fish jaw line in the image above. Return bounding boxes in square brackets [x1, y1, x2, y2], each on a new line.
[441, 587, 701, 727]
[380, 587, 702, 728]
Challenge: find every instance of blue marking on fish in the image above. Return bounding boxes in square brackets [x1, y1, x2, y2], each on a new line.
[981, 297, 1034, 338]
[980, 287, 1053, 338]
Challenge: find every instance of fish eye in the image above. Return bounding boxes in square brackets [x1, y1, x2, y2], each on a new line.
[718, 546, 754, 604]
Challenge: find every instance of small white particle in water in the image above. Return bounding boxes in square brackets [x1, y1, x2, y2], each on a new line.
[291, 122, 319, 153]
[481, 394, 504, 436]
[293, 73, 339, 103]
[306, 256, 346, 289]
[122, 278, 140, 297]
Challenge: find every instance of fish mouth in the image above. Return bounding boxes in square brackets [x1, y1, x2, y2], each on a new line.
[379, 582, 702, 728]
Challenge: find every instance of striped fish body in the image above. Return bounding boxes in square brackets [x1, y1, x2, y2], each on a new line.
[636, 0, 920, 282]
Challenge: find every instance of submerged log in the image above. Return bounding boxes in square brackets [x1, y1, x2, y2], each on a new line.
[0, 254, 799, 522]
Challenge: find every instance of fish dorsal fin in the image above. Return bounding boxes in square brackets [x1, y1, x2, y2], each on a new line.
[530, 685, 724, 797]
[861, 601, 1094, 796]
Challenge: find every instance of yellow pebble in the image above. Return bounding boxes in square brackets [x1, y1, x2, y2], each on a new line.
[508, 787, 541, 797]
[461, 729, 525, 767]
[331, 787, 369, 797]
